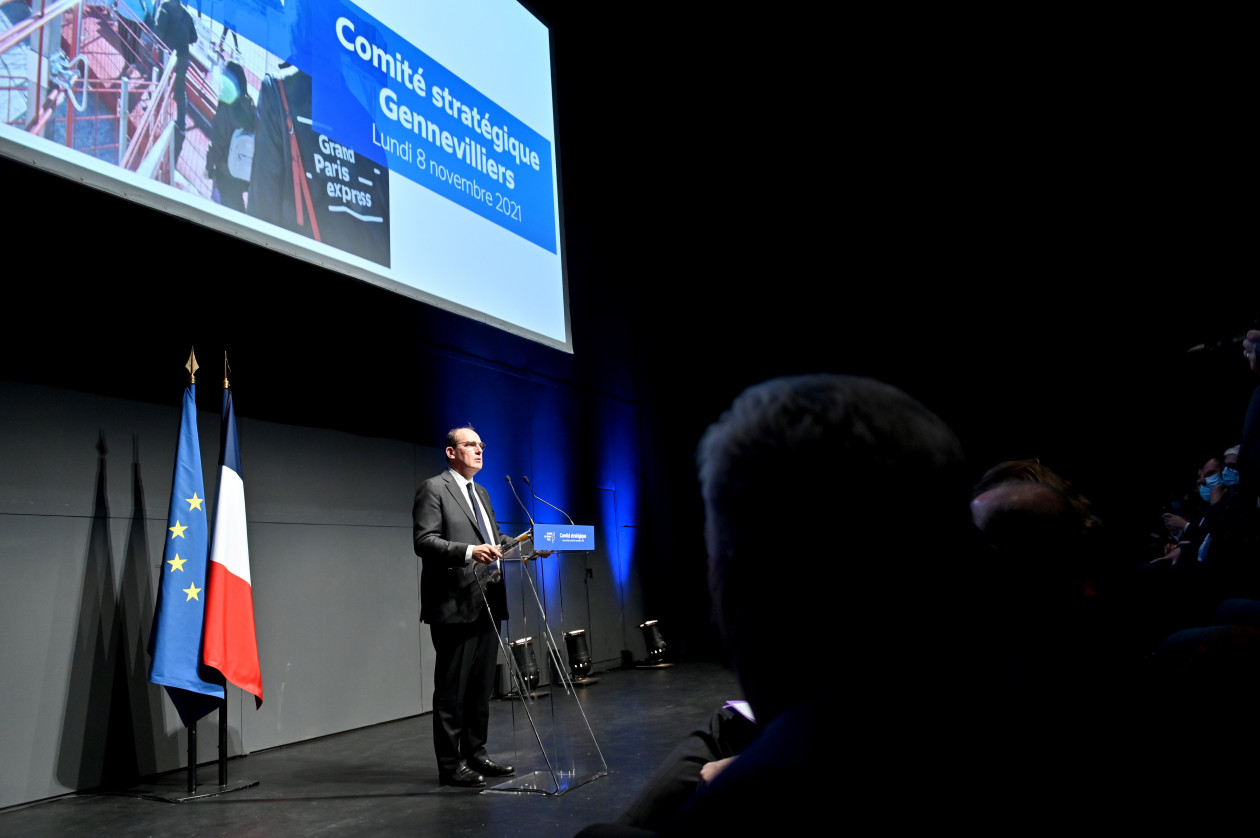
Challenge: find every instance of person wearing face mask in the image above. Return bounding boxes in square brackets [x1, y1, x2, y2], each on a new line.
[1223, 445, 1242, 489]
[1156, 457, 1225, 565]
[1194, 458, 1230, 564]
[1209, 333, 1260, 599]
[1141, 333, 1260, 646]
[1132, 454, 1249, 652]
[1201, 460, 1227, 504]
[1166, 449, 1260, 609]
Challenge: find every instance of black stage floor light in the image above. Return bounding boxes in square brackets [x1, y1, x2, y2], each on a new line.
[564, 629, 598, 685]
[637, 620, 672, 669]
[508, 636, 543, 696]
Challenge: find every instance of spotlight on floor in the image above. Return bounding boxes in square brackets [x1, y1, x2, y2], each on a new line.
[637, 619, 672, 669]
[508, 636, 545, 696]
[564, 629, 597, 685]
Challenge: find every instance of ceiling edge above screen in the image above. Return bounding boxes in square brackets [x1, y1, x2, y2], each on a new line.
[0, 0, 572, 353]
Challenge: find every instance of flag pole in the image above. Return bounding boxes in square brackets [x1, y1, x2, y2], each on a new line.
[185, 348, 199, 796]
[187, 720, 198, 794]
[218, 701, 228, 787]
[193, 350, 261, 799]
[218, 352, 229, 789]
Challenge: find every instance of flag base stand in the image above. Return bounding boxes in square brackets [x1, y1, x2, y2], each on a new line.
[136, 698, 258, 802]
[134, 777, 259, 803]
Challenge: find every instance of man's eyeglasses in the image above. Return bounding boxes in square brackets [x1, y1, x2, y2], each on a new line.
[458, 441, 487, 451]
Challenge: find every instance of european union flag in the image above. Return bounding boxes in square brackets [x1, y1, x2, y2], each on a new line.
[149, 384, 224, 725]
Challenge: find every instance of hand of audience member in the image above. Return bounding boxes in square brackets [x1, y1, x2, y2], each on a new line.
[1161, 513, 1188, 538]
[1245, 330, 1260, 377]
[1210, 483, 1228, 505]
[699, 756, 738, 786]
[1151, 543, 1186, 566]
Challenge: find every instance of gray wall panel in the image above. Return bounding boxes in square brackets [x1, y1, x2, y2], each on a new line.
[0, 382, 218, 521]
[0, 512, 216, 809]
[241, 422, 415, 528]
[0, 516, 91, 807]
[241, 522, 422, 752]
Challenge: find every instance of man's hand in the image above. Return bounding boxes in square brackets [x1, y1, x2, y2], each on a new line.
[699, 756, 738, 786]
[472, 544, 503, 564]
[1244, 330, 1260, 377]
[1151, 542, 1187, 566]
[1162, 513, 1188, 538]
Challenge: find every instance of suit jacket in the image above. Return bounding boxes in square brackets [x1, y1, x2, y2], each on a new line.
[413, 470, 511, 624]
[655, 700, 830, 835]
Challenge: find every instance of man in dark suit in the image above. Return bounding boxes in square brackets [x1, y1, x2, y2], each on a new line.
[413, 425, 517, 787]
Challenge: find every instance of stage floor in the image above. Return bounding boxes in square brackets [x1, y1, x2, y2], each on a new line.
[1, 661, 738, 837]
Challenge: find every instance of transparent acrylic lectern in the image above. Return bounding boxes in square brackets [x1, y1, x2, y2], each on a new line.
[475, 534, 608, 795]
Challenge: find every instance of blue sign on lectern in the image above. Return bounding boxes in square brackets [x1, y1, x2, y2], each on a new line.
[535, 525, 595, 551]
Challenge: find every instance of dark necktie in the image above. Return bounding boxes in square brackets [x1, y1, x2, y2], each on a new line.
[467, 483, 491, 544]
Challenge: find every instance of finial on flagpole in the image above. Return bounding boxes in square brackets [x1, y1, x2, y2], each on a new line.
[223, 352, 231, 389]
[185, 348, 199, 384]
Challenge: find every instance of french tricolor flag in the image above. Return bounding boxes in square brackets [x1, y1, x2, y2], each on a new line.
[203, 386, 263, 707]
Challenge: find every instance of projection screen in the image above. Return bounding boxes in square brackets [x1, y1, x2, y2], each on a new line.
[0, 0, 571, 351]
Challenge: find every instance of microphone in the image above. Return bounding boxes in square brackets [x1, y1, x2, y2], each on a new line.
[1187, 325, 1256, 354]
[521, 475, 575, 525]
[505, 475, 536, 530]
[1187, 335, 1245, 353]
[505, 476, 539, 562]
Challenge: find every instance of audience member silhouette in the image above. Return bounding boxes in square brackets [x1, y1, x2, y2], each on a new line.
[579, 374, 983, 835]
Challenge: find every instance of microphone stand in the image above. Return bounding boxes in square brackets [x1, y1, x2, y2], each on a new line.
[522, 475, 574, 524]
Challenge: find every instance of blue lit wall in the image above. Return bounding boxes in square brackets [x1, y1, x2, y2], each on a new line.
[420, 357, 645, 670]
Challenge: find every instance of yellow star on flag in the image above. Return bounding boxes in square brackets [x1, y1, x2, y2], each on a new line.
[183, 583, 201, 601]
[186, 493, 203, 511]
[167, 554, 187, 572]
[169, 520, 188, 539]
